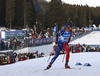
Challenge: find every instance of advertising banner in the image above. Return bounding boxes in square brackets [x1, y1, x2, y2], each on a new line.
[0, 32, 1, 39]
[28, 38, 53, 46]
[5, 30, 27, 39]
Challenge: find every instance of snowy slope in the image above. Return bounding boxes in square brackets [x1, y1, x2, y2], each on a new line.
[69, 31, 100, 45]
[0, 52, 100, 76]
[28, 44, 53, 56]
[14, 44, 53, 56]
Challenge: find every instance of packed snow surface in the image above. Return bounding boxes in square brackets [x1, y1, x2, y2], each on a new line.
[0, 52, 100, 76]
[69, 31, 100, 45]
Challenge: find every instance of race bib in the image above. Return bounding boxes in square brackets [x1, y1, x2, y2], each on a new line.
[64, 38, 68, 41]
[60, 36, 68, 41]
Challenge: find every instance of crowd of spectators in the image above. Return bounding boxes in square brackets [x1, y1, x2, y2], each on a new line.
[0, 38, 28, 51]
[50, 43, 100, 56]
[71, 27, 91, 39]
[28, 27, 91, 40]
[50, 42, 100, 56]
[0, 27, 91, 51]
[28, 29, 53, 39]
[0, 29, 53, 51]
[0, 44, 100, 65]
[70, 44, 100, 53]
[0, 51, 45, 65]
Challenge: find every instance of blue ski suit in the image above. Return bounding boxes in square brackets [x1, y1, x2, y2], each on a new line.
[50, 29, 72, 64]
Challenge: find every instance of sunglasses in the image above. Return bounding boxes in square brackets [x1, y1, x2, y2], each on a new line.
[65, 27, 71, 30]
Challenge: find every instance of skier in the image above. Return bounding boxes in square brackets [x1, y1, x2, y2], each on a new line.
[46, 24, 72, 69]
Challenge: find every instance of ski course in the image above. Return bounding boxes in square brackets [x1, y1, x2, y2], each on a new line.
[0, 52, 100, 76]
[69, 31, 100, 45]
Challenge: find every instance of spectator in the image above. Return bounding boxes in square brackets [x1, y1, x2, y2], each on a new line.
[0, 51, 45, 65]
[22, 53, 27, 60]
[39, 52, 45, 57]
[15, 54, 19, 62]
[7, 55, 11, 64]
[32, 53, 36, 58]
[10, 54, 15, 63]
[0, 56, 3, 65]
[76, 47, 80, 53]
[35, 51, 39, 58]
[28, 53, 33, 59]
[3, 56, 8, 64]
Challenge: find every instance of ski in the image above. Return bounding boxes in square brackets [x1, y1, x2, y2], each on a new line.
[44, 67, 81, 71]
[44, 68, 49, 71]
[64, 68, 81, 70]
[65, 68, 71, 69]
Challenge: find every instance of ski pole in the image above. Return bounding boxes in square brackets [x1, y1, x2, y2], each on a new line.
[47, 44, 57, 62]
[62, 51, 66, 62]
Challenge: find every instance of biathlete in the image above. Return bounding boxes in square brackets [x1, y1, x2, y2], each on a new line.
[46, 24, 72, 69]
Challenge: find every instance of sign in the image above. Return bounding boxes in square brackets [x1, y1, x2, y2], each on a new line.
[5, 30, 27, 39]
[28, 38, 53, 45]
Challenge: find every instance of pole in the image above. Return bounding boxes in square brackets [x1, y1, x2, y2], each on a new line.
[47, 44, 57, 62]
[62, 51, 66, 62]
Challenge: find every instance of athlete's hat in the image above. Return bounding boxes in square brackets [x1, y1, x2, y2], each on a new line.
[65, 24, 70, 28]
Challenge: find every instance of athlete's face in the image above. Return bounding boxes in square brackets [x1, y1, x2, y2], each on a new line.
[65, 27, 71, 32]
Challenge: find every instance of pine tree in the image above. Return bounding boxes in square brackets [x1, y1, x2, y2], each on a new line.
[6, 0, 15, 28]
[36, 0, 48, 32]
[23, 0, 36, 28]
[0, 0, 6, 27]
[14, 0, 24, 29]
[36, 11, 44, 33]
[48, 0, 64, 30]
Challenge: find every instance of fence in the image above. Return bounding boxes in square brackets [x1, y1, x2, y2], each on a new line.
[28, 38, 53, 46]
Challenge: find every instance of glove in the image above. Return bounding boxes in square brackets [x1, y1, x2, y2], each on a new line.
[55, 41, 58, 44]
[50, 52, 52, 56]
[68, 38, 71, 43]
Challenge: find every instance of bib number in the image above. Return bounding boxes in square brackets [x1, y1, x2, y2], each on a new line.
[64, 38, 68, 41]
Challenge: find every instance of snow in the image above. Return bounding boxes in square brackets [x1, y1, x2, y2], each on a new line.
[14, 48, 28, 54]
[0, 52, 100, 76]
[14, 44, 53, 56]
[46, 0, 100, 7]
[1, 31, 100, 76]
[28, 44, 53, 56]
[69, 31, 100, 45]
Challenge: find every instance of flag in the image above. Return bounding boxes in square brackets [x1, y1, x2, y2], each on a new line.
[93, 24, 97, 29]
[34, 24, 36, 31]
[53, 26, 57, 32]
[68, 18, 71, 20]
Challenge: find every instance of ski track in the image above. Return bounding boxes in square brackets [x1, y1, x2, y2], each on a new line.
[0, 52, 100, 76]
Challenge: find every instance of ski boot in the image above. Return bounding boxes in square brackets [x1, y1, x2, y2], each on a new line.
[45, 63, 52, 70]
[65, 65, 71, 69]
[65, 61, 71, 69]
